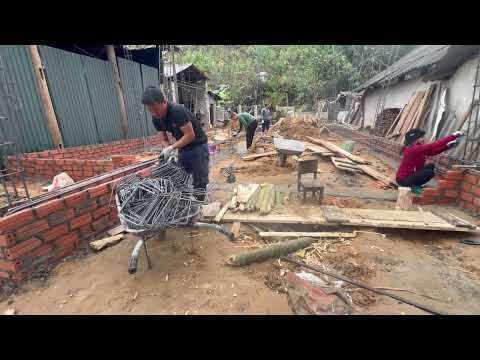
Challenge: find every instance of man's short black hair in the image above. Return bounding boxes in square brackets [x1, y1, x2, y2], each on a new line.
[142, 86, 166, 105]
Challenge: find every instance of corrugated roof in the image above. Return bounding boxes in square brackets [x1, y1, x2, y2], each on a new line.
[163, 63, 208, 80]
[356, 45, 480, 92]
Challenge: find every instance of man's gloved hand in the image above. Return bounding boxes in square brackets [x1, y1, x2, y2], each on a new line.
[447, 140, 459, 149]
[453, 131, 465, 138]
[160, 145, 174, 160]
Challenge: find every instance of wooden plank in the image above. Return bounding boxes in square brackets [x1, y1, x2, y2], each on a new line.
[325, 207, 445, 223]
[231, 222, 241, 239]
[302, 143, 335, 156]
[385, 104, 406, 137]
[90, 234, 124, 251]
[258, 231, 356, 238]
[332, 157, 356, 165]
[242, 151, 277, 161]
[306, 137, 370, 164]
[215, 211, 477, 232]
[412, 84, 436, 129]
[214, 199, 231, 223]
[357, 164, 395, 188]
[330, 157, 362, 174]
[107, 225, 126, 236]
[392, 92, 422, 135]
[398, 92, 425, 136]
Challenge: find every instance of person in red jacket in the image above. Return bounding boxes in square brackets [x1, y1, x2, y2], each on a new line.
[396, 128, 464, 190]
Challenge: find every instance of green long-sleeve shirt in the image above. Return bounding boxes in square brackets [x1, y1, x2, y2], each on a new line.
[237, 112, 257, 133]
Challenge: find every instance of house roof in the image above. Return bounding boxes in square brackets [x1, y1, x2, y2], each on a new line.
[208, 91, 222, 101]
[163, 63, 209, 81]
[356, 45, 480, 92]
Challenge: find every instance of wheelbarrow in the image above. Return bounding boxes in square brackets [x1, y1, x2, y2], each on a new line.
[114, 155, 235, 275]
[273, 138, 305, 167]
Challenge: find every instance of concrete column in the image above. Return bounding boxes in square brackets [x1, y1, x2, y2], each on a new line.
[28, 45, 64, 149]
[106, 45, 129, 139]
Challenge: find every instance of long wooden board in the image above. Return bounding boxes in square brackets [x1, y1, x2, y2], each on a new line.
[391, 93, 421, 136]
[208, 207, 478, 233]
[357, 164, 396, 188]
[258, 231, 356, 238]
[412, 84, 436, 129]
[331, 157, 362, 173]
[242, 151, 277, 161]
[306, 137, 370, 164]
[302, 142, 335, 156]
[398, 92, 425, 136]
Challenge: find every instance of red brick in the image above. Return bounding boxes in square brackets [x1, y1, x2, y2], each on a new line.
[87, 184, 109, 198]
[15, 220, 50, 241]
[55, 232, 78, 249]
[421, 188, 440, 197]
[462, 183, 473, 193]
[461, 192, 474, 202]
[97, 194, 112, 206]
[0, 208, 35, 232]
[437, 180, 457, 190]
[0, 259, 22, 272]
[28, 243, 53, 259]
[474, 197, 480, 207]
[0, 233, 15, 247]
[92, 216, 110, 231]
[12, 268, 37, 282]
[444, 170, 464, 180]
[92, 207, 110, 220]
[444, 190, 459, 198]
[138, 168, 152, 178]
[71, 213, 92, 230]
[79, 224, 93, 237]
[73, 170, 83, 178]
[4, 237, 42, 260]
[464, 174, 478, 185]
[0, 271, 10, 279]
[436, 197, 455, 205]
[33, 198, 65, 218]
[41, 224, 69, 243]
[48, 208, 75, 227]
[64, 191, 88, 207]
[471, 186, 480, 197]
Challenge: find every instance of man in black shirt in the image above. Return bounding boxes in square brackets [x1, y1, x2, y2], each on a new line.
[141, 86, 209, 200]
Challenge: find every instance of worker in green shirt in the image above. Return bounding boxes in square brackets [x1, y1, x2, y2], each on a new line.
[230, 111, 258, 149]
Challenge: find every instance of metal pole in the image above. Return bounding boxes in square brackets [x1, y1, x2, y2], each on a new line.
[170, 45, 179, 103]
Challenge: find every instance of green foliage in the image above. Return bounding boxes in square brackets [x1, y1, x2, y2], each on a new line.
[178, 45, 416, 107]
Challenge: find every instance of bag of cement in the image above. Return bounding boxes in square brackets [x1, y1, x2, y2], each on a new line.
[44, 172, 75, 191]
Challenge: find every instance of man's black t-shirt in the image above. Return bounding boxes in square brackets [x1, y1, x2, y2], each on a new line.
[152, 103, 208, 150]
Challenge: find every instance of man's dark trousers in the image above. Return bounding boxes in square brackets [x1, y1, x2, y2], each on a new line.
[178, 143, 209, 201]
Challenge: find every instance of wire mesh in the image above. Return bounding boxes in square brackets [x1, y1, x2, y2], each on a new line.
[115, 161, 207, 231]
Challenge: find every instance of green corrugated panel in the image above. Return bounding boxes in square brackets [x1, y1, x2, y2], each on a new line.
[83, 56, 123, 143]
[39, 46, 100, 147]
[117, 58, 147, 139]
[140, 64, 159, 136]
[0, 45, 53, 154]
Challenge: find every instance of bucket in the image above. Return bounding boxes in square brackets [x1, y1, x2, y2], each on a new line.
[341, 141, 355, 153]
[208, 143, 217, 155]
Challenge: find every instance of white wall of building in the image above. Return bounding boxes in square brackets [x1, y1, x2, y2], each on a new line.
[363, 78, 429, 127]
[362, 55, 479, 129]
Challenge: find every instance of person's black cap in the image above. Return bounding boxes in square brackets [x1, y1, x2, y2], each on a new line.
[404, 128, 426, 145]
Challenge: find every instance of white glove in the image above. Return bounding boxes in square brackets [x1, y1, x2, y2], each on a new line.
[160, 145, 174, 159]
[447, 140, 459, 149]
[453, 131, 465, 138]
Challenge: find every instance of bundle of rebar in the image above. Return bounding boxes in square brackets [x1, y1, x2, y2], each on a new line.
[115, 161, 206, 231]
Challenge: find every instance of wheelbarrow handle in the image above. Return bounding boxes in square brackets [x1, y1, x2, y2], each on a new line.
[192, 222, 236, 242]
[128, 238, 145, 274]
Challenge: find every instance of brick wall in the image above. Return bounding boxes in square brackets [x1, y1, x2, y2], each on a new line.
[7, 134, 164, 182]
[0, 164, 154, 282]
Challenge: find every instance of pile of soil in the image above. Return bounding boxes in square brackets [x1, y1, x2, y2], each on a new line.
[248, 116, 324, 154]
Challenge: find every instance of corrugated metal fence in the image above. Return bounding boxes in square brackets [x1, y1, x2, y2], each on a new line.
[0, 45, 53, 154]
[0, 45, 159, 153]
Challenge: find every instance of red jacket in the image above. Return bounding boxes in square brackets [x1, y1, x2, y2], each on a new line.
[396, 135, 456, 181]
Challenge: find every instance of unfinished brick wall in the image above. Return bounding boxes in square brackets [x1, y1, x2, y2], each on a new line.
[0, 164, 154, 282]
[7, 134, 164, 182]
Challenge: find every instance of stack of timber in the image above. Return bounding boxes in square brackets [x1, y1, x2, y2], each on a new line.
[385, 84, 436, 141]
[305, 137, 396, 188]
[372, 108, 401, 137]
[226, 183, 284, 215]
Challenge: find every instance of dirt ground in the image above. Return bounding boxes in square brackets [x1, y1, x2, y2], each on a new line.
[2, 123, 480, 315]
